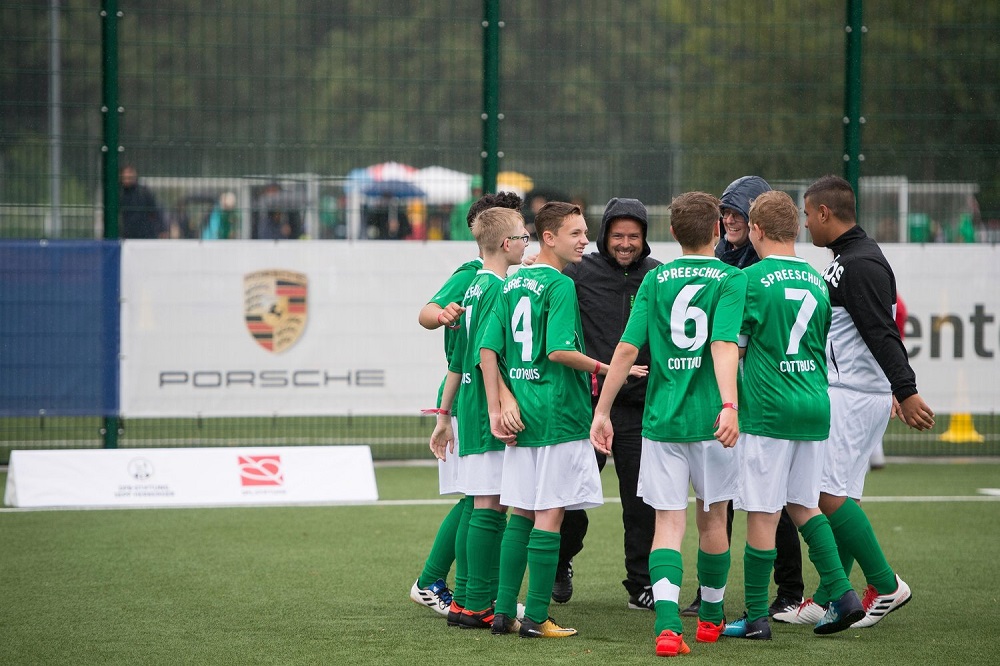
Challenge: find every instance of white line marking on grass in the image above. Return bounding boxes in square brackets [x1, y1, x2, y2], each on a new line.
[3, 494, 1000, 513]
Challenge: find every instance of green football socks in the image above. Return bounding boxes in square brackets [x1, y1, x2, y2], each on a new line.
[494, 513, 533, 617]
[452, 496, 474, 607]
[800, 513, 853, 602]
[697, 548, 730, 625]
[649, 548, 684, 635]
[743, 545, 775, 622]
[489, 513, 507, 600]
[829, 498, 896, 594]
[524, 528, 561, 623]
[464, 508, 505, 612]
[417, 496, 467, 589]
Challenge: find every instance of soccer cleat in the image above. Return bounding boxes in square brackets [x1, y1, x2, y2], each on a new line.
[518, 616, 578, 638]
[409, 578, 452, 617]
[655, 629, 691, 657]
[768, 595, 802, 618]
[851, 575, 912, 628]
[679, 591, 701, 617]
[773, 597, 827, 624]
[446, 600, 465, 627]
[695, 619, 726, 643]
[722, 613, 772, 640]
[459, 605, 496, 630]
[490, 613, 521, 635]
[814, 589, 865, 635]
[552, 560, 574, 603]
[627, 586, 655, 611]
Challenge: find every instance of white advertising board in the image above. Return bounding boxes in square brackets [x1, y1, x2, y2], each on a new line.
[121, 240, 999, 417]
[4, 446, 378, 508]
[121, 240, 480, 417]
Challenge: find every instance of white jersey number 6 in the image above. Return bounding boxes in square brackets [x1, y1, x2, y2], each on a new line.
[671, 285, 708, 351]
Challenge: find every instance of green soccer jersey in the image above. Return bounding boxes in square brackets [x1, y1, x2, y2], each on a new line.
[479, 263, 592, 448]
[448, 269, 507, 456]
[621, 255, 747, 443]
[428, 256, 483, 365]
[739, 255, 832, 440]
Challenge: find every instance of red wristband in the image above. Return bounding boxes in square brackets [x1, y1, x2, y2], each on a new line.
[591, 371, 599, 397]
[722, 402, 738, 411]
[594, 360, 602, 375]
[436, 311, 448, 326]
[421, 408, 451, 416]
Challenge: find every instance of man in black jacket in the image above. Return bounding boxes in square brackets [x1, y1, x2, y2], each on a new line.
[553, 197, 660, 611]
[801, 174, 933, 628]
[119, 164, 165, 239]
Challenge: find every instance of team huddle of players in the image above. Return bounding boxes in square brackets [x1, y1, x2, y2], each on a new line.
[411, 175, 933, 657]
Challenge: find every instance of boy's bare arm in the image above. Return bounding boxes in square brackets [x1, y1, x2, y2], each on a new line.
[711, 340, 740, 447]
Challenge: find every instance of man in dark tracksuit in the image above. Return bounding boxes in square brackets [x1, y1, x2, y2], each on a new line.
[554, 197, 660, 610]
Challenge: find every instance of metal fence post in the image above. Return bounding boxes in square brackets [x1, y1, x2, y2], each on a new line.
[481, 0, 501, 193]
[843, 0, 864, 199]
[101, 0, 120, 448]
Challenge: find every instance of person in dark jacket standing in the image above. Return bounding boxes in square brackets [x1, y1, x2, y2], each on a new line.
[553, 197, 660, 611]
[682, 175, 807, 621]
[119, 164, 165, 239]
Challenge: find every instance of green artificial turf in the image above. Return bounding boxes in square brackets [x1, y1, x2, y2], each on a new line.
[1, 462, 997, 665]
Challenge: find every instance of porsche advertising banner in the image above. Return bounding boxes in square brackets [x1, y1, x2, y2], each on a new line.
[119, 241, 998, 418]
[120, 240, 476, 417]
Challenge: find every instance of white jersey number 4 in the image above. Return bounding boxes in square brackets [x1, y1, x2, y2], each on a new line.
[511, 296, 533, 362]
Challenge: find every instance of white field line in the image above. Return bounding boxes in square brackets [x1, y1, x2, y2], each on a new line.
[2, 493, 999, 513]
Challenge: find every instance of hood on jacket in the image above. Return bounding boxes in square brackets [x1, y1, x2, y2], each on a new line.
[597, 197, 652, 268]
[720, 175, 772, 221]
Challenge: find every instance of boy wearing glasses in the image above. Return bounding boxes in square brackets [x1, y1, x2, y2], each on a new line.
[480, 202, 646, 638]
[427, 207, 529, 629]
[411, 193, 522, 622]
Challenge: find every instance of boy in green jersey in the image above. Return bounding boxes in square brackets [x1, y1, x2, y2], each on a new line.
[722, 190, 864, 640]
[410, 193, 522, 622]
[428, 207, 530, 629]
[592, 191, 745, 657]
[480, 202, 645, 638]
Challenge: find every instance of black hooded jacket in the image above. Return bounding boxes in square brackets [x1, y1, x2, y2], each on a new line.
[714, 175, 771, 269]
[563, 199, 660, 408]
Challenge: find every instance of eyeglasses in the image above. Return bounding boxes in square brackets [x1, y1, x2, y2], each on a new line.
[501, 234, 530, 248]
[720, 209, 746, 224]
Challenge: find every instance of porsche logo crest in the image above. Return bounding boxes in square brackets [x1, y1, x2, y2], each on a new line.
[244, 269, 308, 353]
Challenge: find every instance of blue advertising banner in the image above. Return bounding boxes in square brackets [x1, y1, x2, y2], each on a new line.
[0, 241, 120, 416]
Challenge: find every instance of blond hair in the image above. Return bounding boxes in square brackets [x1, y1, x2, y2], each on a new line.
[749, 190, 799, 242]
[472, 207, 524, 250]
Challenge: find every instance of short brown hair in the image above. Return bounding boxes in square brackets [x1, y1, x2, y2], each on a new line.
[749, 190, 799, 242]
[669, 192, 721, 249]
[471, 207, 523, 249]
[803, 175, 856, 222]
[534, 201, 582, 238]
